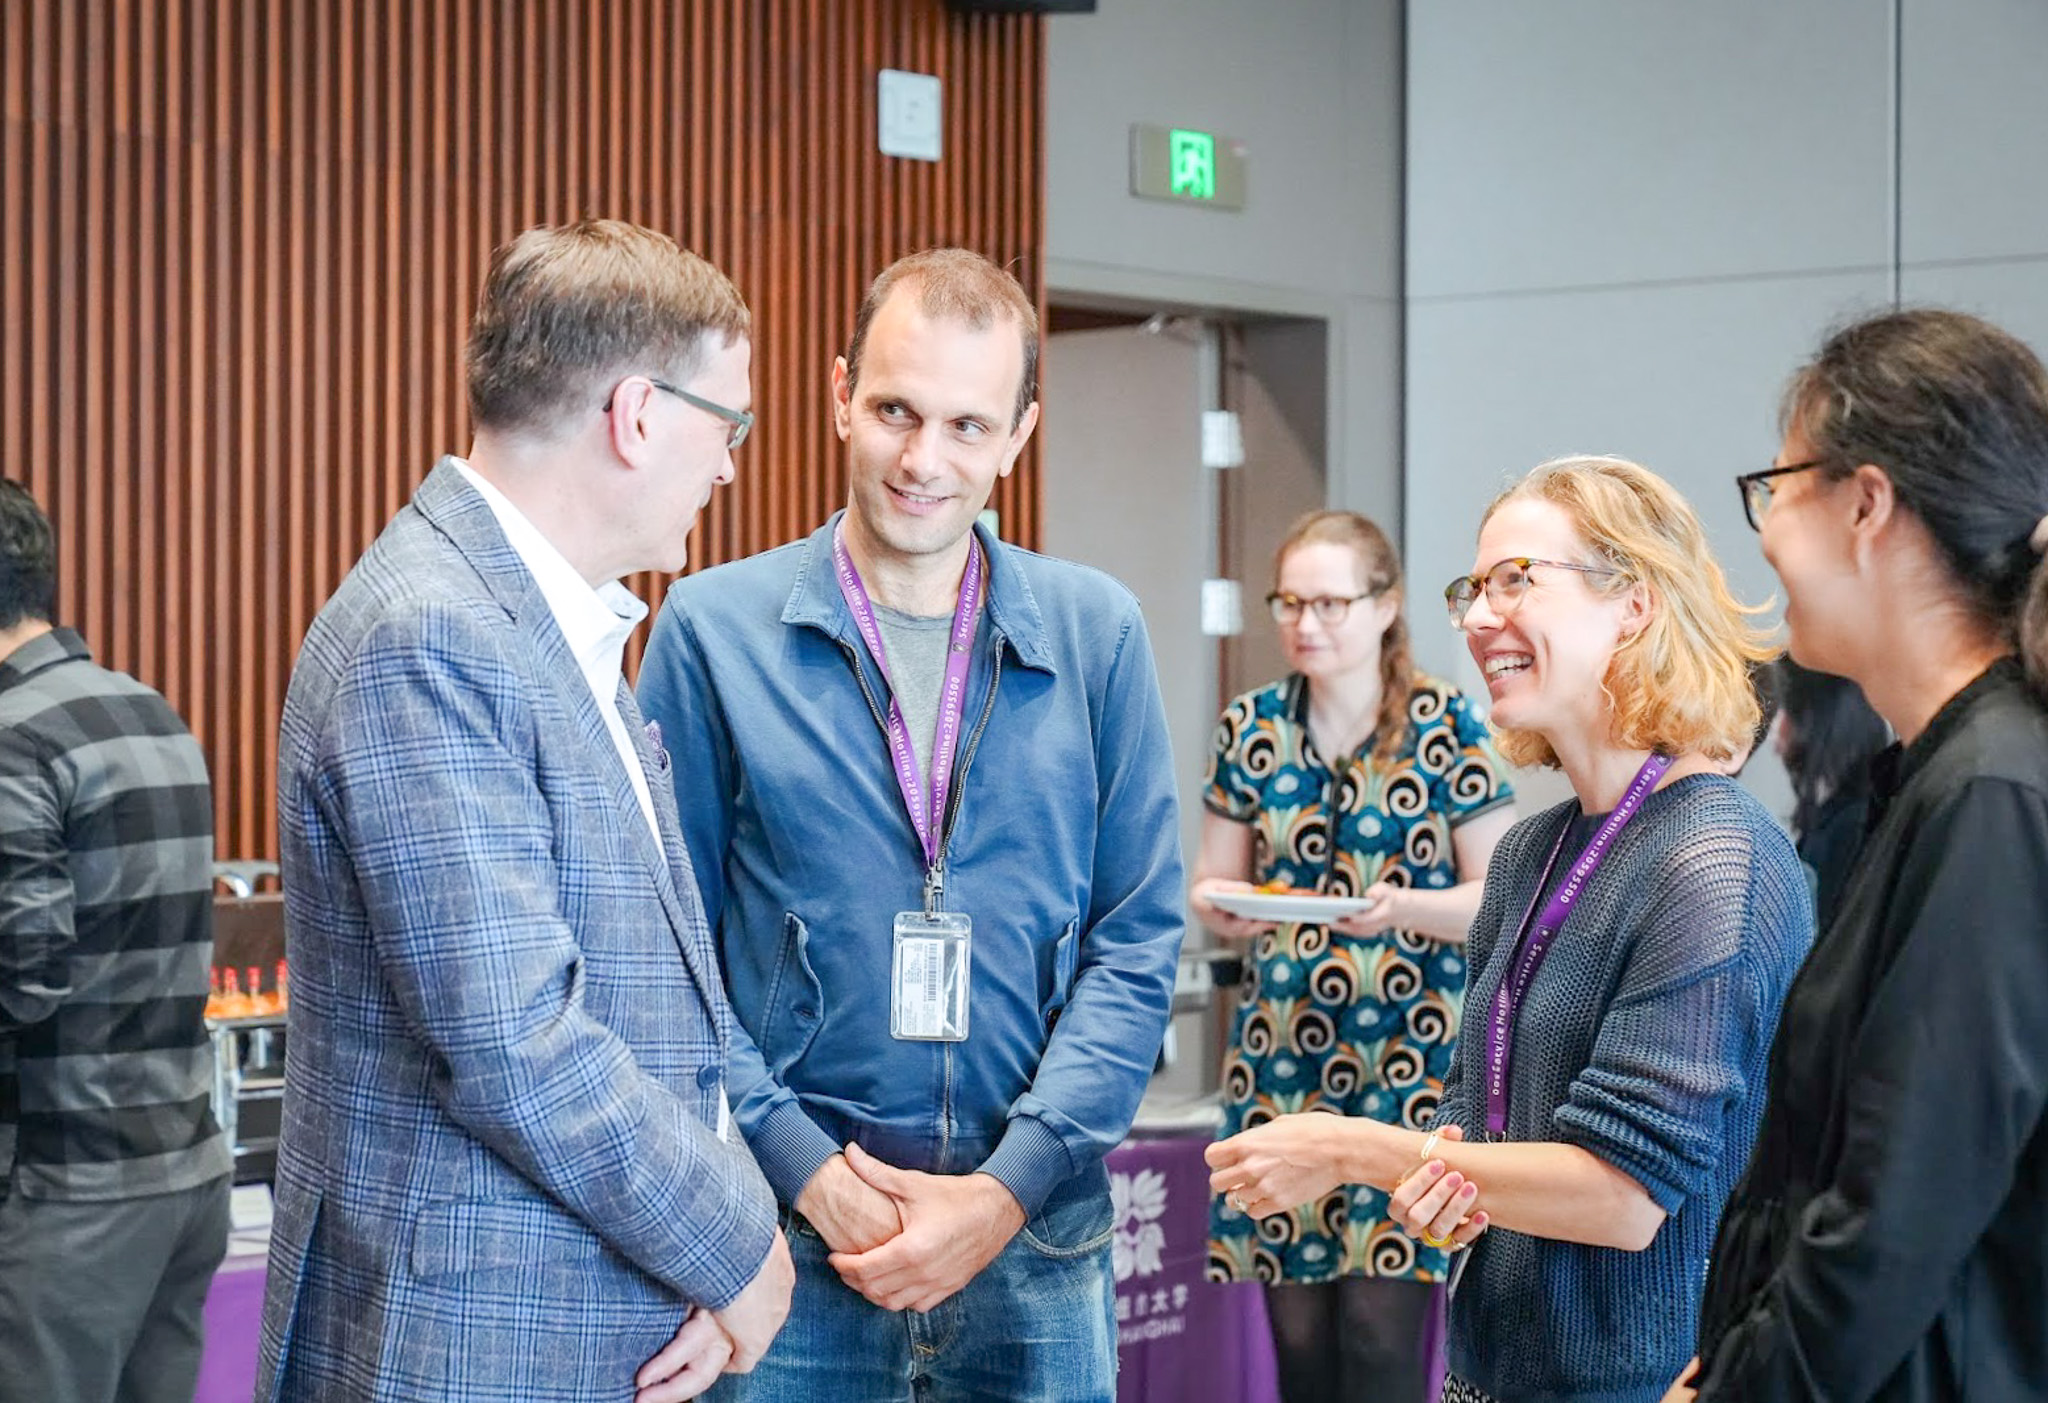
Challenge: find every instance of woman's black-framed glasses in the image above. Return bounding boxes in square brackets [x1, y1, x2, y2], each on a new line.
[602, 377, 754, 450]
[1266, 589, 1380, 626]
[1736, 459, 1829, 531]
[1442, 558, 1621, 630]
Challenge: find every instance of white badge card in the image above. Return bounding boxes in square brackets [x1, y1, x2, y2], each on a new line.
[1446, 1238, 1474, 1297]
[891, 910, 971, 1042]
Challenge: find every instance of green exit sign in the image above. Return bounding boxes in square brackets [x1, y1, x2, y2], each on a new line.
[1169, 129, 1216, 199]
[1130, 123, 1246, 210]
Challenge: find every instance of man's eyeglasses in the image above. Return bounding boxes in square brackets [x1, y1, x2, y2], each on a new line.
[602, 378, 754, 451]
[1735, 459, 1829, 531]
[1266, 589, 1382, 626]
[1443, 557, 1622, 630]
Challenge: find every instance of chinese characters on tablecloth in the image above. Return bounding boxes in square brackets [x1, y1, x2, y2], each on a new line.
[1113, 1165, 1194, 1343]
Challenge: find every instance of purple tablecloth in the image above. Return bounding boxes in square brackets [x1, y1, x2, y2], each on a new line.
[198, 1253, 265, 1403]
[1109, 1132, 1447, 1403]
[199, 1140, 1432, 1403]
[197, 1201, 1257, 1403]
[1108, 1134, 1281, 1403]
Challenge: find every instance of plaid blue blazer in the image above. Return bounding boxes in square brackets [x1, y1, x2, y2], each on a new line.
[257, 461, 776, 1402]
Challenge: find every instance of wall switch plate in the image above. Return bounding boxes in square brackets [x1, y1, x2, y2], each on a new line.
[1200, 578, 1244, 637]
[879, 69, 942, 162]
[1201, 410, 1244, 468]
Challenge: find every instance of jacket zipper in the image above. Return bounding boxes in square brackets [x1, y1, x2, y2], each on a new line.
[938, 633, 1002, 1169]
[938, 633, 1003, 870]
[836, 630, 1005, 879]
[840, 630, 1006, 1172]
[843, 639, 894, 740]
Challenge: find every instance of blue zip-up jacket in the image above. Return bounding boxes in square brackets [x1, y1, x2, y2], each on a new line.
[638, 513, 1186, 1215]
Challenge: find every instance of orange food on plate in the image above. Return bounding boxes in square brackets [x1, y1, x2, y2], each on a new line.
[1255, 879, 1312, 895]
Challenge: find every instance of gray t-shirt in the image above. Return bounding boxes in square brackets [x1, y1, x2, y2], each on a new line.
[874, 602, 960, 781]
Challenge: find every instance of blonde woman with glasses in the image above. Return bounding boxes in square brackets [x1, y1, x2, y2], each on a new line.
[1191, 511, 1515, 1403]
[1208, 461, 1815, 1403]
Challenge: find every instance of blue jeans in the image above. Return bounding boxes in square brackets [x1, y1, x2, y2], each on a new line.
[710, 1167, 1117, 1403]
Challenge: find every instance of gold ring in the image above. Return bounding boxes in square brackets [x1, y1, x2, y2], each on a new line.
[1419, 1226, 1456, 1249]
[1231, 1192, 1249, 1214]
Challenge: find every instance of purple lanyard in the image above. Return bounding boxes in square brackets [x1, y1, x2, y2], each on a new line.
[832, 524, 984, 874]
[1484, 751, 1672, 1134]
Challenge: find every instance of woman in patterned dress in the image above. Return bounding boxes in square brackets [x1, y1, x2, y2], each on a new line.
[1190, 510, 1516, 1403]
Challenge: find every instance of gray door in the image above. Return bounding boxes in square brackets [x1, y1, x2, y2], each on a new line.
[1039, 318, 1329, 1101]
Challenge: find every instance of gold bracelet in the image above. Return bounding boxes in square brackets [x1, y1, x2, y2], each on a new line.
[1418, 1127, 1443, 1166]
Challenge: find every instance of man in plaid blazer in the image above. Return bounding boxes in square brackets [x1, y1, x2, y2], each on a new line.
[259, 221, 792, 1403]
[0, 478, 231, 1403]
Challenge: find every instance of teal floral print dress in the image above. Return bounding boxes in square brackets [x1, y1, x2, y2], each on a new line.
[1205, 674, 1512, 1286]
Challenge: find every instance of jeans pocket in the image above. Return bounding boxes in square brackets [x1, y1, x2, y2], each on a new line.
[1018, 1162, 1114, 1259]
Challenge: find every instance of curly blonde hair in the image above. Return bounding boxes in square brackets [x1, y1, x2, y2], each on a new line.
[1481, 456, 1777, 770]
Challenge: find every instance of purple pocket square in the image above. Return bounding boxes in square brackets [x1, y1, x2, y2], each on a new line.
[644, 719, 671, 774]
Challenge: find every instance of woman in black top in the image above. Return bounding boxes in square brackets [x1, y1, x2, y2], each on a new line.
[1677, 308, 2048, 1402]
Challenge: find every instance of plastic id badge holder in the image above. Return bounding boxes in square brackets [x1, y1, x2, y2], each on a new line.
[892, 910, 971, 1041]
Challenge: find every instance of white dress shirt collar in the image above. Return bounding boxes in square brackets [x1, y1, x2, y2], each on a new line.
[450, 458, 661, 846]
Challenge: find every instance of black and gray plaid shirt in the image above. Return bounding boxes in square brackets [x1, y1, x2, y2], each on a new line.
[0, 627, 229, 1200]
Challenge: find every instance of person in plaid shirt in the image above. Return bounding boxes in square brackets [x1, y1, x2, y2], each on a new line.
[0, 477, 231, 1403]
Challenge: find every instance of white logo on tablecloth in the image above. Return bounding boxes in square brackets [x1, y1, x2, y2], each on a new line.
[1110, 1167, 1167, 1283]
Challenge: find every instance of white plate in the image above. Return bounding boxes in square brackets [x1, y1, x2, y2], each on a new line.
[1206, 891, 1378, 923]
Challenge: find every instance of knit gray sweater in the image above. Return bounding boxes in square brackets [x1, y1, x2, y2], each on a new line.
[1438, 774, 1814, 1403]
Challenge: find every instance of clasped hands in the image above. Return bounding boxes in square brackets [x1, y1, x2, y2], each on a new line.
[801, 1141, 1026, 1313]
[632, 1143, 1024, 1400]
[1204, 1114, 1489, 1252]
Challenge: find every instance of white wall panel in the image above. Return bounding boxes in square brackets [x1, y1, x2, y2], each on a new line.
[1047, 0, 1401, 301]
[1901, 259, 2048, 361]
[1901, 0, 2048, 265]
[1408, 1, 1891, 299]
[1404, 272, 1890, 682]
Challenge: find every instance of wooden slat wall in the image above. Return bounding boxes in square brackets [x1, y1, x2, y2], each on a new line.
[2, 0, 1045, 864]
